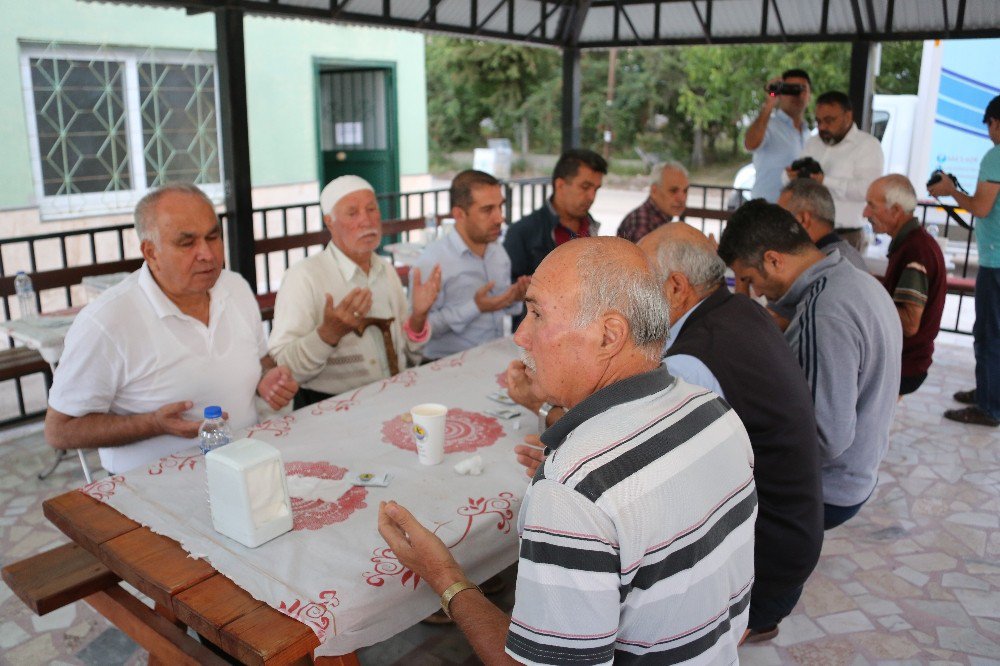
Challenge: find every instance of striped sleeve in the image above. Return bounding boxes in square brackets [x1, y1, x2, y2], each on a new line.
[892, 262, 929, 307]
[506, 479, 621, 665]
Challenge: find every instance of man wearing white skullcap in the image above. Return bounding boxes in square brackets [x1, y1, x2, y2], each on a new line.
[269, 175, 442, 406]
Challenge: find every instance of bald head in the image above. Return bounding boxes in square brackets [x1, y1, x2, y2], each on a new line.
[541, 237, 669, 356]
[873, 174, 917, 214]
[864, 174, 917, 237]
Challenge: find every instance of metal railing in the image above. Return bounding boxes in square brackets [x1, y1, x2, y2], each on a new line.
[0, 178, 977, 426]
[0, 177, 552, 425]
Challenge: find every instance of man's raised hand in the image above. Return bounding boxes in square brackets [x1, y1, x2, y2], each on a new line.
[317, 287, 373, 345]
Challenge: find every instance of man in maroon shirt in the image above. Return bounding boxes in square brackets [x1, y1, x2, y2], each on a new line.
[864, 174, 946, 395]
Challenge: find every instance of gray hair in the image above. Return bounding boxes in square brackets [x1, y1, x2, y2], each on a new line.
[651, 160, 689, 186]
[781, 179, 836, 228]
[880, 174, 917, 215]
[573, 244, 670, 361]
[650, 239, 726, 293]
[134, 183, 216, 243]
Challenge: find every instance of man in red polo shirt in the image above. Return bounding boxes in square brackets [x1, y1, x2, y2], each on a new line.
[864, 174, 946, 396]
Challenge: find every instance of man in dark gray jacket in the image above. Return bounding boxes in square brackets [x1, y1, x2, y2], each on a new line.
[719, 200, 902, 529]
[778, 178, 869, 271]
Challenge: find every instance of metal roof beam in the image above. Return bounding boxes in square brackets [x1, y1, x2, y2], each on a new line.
[771, 0, 788, 40]
[615, 1, 644, 45]
[474, 0, 507, 34]
[690, 0, 712, 42]
[415, 0, 445, 27]
[849, 0, 866, 35]
[524, 1, 570, 41]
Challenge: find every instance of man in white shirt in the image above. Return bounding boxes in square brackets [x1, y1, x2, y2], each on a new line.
[269, 176, 442, 406]
[45, 184, 298, 475]
[413, 170, 529, 360]
[793, 91, 884, 254]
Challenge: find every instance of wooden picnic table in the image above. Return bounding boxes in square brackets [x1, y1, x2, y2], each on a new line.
[42, 489, 356, 665]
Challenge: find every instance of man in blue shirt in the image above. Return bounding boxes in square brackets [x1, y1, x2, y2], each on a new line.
[414, 170, 530, 360]
[745, 69, 812, 202]
[929, 94, 1000, 427]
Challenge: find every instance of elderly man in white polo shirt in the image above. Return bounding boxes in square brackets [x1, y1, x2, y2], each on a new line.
[45, 184, 298, 475]
[269, 176, 442, 406]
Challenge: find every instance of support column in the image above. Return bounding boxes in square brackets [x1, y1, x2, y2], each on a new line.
[215, 7, 257, 289]
[561, 46, 581, 151]
[848, 40, 881, 132]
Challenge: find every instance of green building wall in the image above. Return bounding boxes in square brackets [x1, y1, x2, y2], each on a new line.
[0, 0, 428, 211]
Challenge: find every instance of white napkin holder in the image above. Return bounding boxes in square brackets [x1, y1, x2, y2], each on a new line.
[206, 438, 293, 548]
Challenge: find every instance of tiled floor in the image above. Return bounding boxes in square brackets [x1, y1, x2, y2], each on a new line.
[1, 332, 998, 665]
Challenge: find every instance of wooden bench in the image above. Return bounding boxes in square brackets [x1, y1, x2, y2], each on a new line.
[0, 259, 144, 398]
[947, 275, 975, 296]
[1, 542, 120, 616]
[0, 347, 51, 383]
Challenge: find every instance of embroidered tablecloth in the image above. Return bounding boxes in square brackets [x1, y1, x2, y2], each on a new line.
[80, 337, 530, 656]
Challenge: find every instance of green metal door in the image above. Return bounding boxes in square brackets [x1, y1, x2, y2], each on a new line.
[317, 66, 399, 219]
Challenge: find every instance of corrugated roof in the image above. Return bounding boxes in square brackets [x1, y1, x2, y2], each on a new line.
[85, 0, 1000, 47]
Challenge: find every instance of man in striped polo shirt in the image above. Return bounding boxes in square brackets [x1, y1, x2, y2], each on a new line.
[379, 237, 757, 664]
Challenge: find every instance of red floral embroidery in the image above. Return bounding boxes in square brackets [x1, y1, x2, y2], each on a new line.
[278, 590, 339, 641]
[147, 454, 200, 475]
[380, 409, 503, 454]
[286, 461, 347, 480]
[373, 369, 419, 394]
[79, 475, 125, 501]
[311, 388, 363, 415]
[456, 492, 516, 538]
[365, 547, 420, 589]
[364, 491, 516, 589]
[428, 351, 469, 370]
[285, 461, 367, 531]
[245, 414, 295, 438]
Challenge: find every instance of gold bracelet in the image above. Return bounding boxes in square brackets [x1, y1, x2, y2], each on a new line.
[440, 580, 481, 619]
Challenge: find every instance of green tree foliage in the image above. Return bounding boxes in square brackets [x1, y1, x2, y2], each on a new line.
[425, 38, 922, 166]
[877, 41, 923, 94]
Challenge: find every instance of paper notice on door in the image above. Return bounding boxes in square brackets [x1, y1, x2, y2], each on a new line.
[335, 121, 364, 145]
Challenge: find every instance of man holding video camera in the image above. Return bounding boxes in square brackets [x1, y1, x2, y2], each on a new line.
[928, 94, 1000, 427]
[745, 69, 813, 202]
[793, 91, 884, 255]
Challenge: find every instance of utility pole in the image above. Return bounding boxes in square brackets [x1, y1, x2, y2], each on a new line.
[603, 48, 617, 160]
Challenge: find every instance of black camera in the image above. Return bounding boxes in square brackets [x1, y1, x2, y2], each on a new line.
[789, 157, 823, 179]
[927, 169, 965, 193]
[766, 82, 804, 96]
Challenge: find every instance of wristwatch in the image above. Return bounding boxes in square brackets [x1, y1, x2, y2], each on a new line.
[440, 580, 481, 619]
[537, 402, 554, 433]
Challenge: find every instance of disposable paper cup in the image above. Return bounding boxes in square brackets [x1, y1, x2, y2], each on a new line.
[410, 403, 447, 465]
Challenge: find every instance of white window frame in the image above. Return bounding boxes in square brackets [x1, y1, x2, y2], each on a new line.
[20, 43, 225, 221]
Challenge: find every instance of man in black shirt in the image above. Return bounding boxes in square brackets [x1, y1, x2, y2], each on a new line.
[639, 222, 824, 643]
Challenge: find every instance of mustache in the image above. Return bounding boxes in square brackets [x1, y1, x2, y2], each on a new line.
[520, 349, 536, 373]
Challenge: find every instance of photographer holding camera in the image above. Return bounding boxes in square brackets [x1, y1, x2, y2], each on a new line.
[791, 91, 884, 255]
[928, 94, 1000, 427]
[744, 69, 812, 202]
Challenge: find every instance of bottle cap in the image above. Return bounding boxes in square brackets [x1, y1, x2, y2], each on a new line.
[204, 405, 223, 419]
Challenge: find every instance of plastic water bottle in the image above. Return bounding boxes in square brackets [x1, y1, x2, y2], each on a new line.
[424, 213, 437, 242]
[198, 406, 232, 454]
[14, 272, 38, 320]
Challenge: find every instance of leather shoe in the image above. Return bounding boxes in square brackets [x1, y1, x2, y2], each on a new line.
[744, 625, 779, 643]
[953, 389, 977, 404]
[944, 406, 999, 427]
